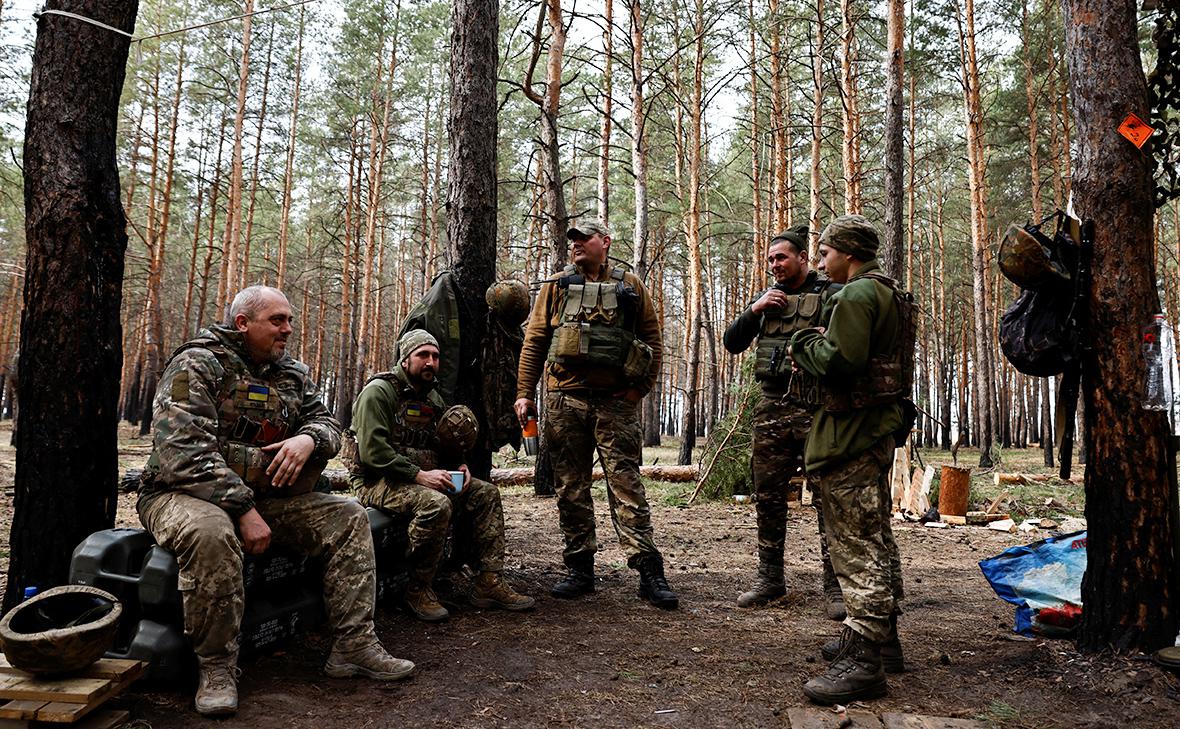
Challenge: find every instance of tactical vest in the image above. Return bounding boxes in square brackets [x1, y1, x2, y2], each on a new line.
[824, 273, 916, 412]
[345, 372, 441, 478]
[547, 265, 653, 381]
[149, 339, 305, 492]
[754, 287, 828, 403]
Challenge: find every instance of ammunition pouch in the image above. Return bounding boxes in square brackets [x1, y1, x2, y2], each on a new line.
[547, 322, 636, 374]
[623, 338, 654, 381]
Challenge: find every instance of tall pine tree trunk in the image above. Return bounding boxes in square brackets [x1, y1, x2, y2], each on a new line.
[6, 0, 137, 609]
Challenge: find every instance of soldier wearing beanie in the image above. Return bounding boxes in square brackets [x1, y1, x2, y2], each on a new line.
[722, 224, 846, 618]
[789, 214, 908, 705]
[350, 329, 534, 622]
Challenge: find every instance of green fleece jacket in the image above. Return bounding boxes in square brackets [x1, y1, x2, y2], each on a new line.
[349, 366, 447, 487]
[789, 260, 903, 472]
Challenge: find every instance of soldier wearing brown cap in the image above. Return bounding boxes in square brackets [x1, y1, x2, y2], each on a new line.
[789, 215, 909, 705]
[514, 218, 679, 609]
[723, 225, 844, 617]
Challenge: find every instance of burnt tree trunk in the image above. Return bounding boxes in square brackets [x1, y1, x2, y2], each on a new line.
[447, 0, 498, 481]
[1063, 0, 1175, 652]
[6, 0, 137, 610]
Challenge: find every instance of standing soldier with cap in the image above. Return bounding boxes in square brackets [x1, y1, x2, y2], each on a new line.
[138, 285, 414, 717]
[350, 329, 535, 622]
[789, 215, 910, 705]
[514, 218, 679, 609]
[723, 225, 845, 618]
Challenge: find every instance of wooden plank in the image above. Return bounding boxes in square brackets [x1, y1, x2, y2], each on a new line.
[881, 713, 987, 729]
[0, 657, 143, 684]
[0, 701, 44, 721]
[0, 718, 27, 729]
[942, 515, 966, 525]
[786, 707, 883, 728]
[0, 675, 108, 705]
[31, 672, 138, 723]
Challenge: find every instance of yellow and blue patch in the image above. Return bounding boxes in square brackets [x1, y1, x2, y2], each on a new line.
[247, 384, 270, 402]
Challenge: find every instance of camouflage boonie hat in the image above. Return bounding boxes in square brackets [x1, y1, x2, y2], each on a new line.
[819, 215, 880, 260]
[398, 329, 439, 362]
[485, 279, 530, 325]
[436, 405, 479, 455]
[566, 218, 610, 240]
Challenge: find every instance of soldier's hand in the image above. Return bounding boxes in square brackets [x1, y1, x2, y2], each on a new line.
[415, 468, 454, 493]
[751, 288, 787, 314]
[262, 433, 316, 488]
[238, 509, 271, 555]
[514, 398, 536, 427]
[459, 464, 472, 488]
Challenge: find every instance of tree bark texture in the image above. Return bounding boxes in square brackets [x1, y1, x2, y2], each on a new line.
[448, 0, 498, 481]
[1063, 0, 1175, 653]
[7, 0, 137, 609]
[880, 0, 904, 280]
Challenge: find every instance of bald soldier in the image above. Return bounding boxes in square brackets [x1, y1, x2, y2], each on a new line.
[138, 286, 414, 717]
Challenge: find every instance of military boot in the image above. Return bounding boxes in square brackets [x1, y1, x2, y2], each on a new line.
[803, 627, 888, 705]
[325, 642, 415, 681]
[737, 548, 786, 608]
[637, 554, 679, 610]
[551, 557, 595, 599]
[195, 654, 240, 717]
[821, 613, 904, 673]
[403, 581, 449, 622]
[822, 557, 847, 621]
[470, 572, 536, 611]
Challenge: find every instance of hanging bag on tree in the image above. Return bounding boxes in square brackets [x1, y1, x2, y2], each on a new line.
[998, 212, 1082, 377]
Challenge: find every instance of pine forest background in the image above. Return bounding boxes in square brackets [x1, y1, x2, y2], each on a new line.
[0, 0, 1176, 468]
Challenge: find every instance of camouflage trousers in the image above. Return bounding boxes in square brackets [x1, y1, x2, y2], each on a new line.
[808, 435, 904, 643]
[545, 391, 660, 569]
[356, 477, 505, 582]
[138, 490, 379, 661]
[752, 394, 807, 560]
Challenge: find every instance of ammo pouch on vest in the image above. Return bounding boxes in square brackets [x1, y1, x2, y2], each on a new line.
[225, 441, 327, 496]
[547, 268, 648, 383]
[755, 291, 823, 403]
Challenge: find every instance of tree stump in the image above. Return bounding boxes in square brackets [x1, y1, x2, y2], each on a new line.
[939, 466, 971, 517]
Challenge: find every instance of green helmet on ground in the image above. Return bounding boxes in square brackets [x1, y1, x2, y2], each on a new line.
[436, 405, 480, 456]
[485, 280, 530, 325]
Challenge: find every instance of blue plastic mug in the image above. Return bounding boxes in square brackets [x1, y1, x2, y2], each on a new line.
[449, 471, 465, 493]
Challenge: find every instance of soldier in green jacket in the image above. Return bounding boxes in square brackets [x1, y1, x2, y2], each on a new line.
[351, 329, 534, 622]
[139, 286, 414, 718]
[723, 225, 844, 617]
[789, 216, 906, 705]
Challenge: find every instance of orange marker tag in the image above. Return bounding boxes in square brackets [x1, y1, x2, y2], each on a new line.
[1118, 112, 1154, 149]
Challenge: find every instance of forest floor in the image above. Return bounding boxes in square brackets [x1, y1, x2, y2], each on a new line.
[1, 426, 1177, 728]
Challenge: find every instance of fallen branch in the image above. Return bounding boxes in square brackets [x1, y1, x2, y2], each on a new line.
[689, 384, 758, 505]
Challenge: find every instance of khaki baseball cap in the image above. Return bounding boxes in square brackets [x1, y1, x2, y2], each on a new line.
[566, 218, 611, 240]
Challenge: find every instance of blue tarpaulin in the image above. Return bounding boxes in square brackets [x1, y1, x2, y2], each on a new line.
[978, 530, 1087, 637]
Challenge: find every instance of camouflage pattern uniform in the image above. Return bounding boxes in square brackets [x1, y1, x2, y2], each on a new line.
[517, 262, 664, 571]
[724, 270, 839, 592]
[138, 325, 381, 661]
[349, 366, 507, 585]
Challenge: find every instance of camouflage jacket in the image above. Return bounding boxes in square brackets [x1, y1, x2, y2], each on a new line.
[349, 365, 447, 489]
[139, 325, 342, 519]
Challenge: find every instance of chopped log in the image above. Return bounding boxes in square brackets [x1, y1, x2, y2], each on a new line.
[992, 472, 1074, 487]
[942, 515, 966, 525]
[984, 489, 1011, 515]
[967, 511, 1011, 525]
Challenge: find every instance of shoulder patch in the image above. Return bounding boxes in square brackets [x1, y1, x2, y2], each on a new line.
[171, 370, 190, 401]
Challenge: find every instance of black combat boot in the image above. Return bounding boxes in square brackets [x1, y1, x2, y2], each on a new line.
[551, 556, 595, 599]
[636, 554, 679, 610]
[821, 613, 904, 673]
[737, 548, 786, 608]
[821, 557, 847, 621]
[803, 627, 888, 705]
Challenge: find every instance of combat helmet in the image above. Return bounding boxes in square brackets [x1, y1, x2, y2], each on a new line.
[436, 405, 480, 456]
[999, 223, 1071, 290]
[485, 280, 530, 326]
[0, 585, 122, 675]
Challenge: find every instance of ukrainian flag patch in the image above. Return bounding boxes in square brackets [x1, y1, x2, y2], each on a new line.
[247, 384, 270, 402]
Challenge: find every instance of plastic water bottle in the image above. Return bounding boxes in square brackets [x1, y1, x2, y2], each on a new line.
[22, 586, 37, 601]
[1143, 314, 1172, 410]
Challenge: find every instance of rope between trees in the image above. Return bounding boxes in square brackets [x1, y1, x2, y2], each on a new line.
[34, 0, 318, 44]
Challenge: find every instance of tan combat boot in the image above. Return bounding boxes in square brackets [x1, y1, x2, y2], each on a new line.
[195, 654, 240, 717]
[403, 581, 449, 622]
[469, 572, 536, 611]
[324, 642, 415, 681]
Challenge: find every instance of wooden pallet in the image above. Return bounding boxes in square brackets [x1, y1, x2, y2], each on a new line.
[0, 656, 143, 727]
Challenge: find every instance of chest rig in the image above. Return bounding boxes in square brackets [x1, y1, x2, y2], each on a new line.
[547, 265, 652, 381]
[371, 373, 442, 472]
[754, 282, 829, 404]
[209, 346, 304, 491]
